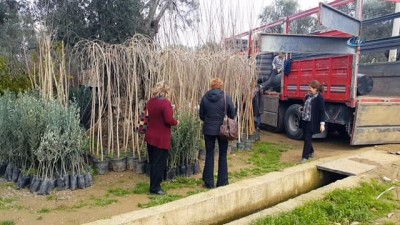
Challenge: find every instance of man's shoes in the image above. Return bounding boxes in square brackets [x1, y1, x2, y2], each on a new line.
[150, 190, 166, 195]
[309, 153, 314, 158]
[300, 158, 307, 164]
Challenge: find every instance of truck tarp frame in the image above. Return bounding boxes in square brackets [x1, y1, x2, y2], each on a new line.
[319, 3, 361, 36]
[259, 33, 356, 54]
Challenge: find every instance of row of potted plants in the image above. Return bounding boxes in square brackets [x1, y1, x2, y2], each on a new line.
[0, 92, 90, 195]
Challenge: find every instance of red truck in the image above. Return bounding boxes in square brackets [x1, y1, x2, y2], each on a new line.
[228, 0, 400, 145]
[258, 42, 400, 145]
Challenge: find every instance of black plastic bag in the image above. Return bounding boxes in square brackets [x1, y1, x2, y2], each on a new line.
[56, 176, 65, 190]
[77, 174, 85, 189]
[5, 163, 13, 181]
[70, 174, 78, 190]
[12, 166, 20, 182]
[30, 176, 41, 193]
[0, 162, 7, 177]
[84, 173, 93, 188]
[64, 174, 70, 189]
[38, 178, 50, 195]
[17, 174, 31, 189]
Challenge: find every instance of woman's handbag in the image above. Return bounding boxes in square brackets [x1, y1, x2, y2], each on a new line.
[219, 93, 238, 141]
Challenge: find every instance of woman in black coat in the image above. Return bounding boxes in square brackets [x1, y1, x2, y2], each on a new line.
[300, 80, 326, 163]
[199, 78, 235, 188]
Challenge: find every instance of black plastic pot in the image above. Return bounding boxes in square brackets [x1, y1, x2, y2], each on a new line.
[193, 161, 201, 174]
[48, 179, 55, 194]
[126, 156, 136, 171]
[145, 162, 151, 177]
[166, 168, 176, 181]
[56, 176, 65, 190]
[135, 160, 146, 174]
[237, 142, 246, 151]
[70, 174, 78, 190]
[30, 176, 41, 193]
[245, 141, 254, 151]
[230, 143, 238, 153]
[5, 163, 13, 181]
[110, 157, 127, 172]
[179, 165, 187, 177]
[186, 164, 194, 177]
[77, 174, 85, 189]
[38, 178, 51, 195]
[84, 172, 93, 188]
[12, 166, 20, 183]
[64, 174, 70, 189]
[0, 162, 7, 177]
[93, 158, 110, 175]
[16, 174, 30, 189]
[198, 148, 206, 160]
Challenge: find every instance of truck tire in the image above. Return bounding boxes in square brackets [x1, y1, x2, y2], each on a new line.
[273, 105, 286, 132]
[284, 104, 304, 140]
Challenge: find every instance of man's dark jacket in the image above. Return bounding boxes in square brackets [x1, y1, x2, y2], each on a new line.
[199, 90, 236, 136]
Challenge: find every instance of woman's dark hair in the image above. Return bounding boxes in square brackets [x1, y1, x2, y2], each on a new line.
[309, 80, 324, 93]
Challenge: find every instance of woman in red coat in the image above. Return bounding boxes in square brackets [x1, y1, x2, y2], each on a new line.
[145, 81, 179, 195]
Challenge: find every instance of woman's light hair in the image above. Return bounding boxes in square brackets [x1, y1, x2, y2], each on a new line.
[210, 78, 223, 90]
[152, 81, 170, 98]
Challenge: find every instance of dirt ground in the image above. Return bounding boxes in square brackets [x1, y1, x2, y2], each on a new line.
[1, 131, 400, 225]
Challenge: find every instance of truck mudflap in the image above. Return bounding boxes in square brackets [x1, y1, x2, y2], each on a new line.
[351, 102, 400, 145]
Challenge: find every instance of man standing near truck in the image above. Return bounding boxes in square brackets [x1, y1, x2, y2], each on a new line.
[260, 53, 284, 91]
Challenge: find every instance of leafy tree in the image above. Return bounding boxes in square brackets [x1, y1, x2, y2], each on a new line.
[142, 0, 199, 38]
[258, 0, 316, 34]
[34, 0, 146, 45]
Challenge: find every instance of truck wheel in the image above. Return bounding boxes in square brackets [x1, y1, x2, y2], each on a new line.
[284, 104, 304, 140]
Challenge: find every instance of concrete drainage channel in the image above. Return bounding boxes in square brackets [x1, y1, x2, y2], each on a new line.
[85, 151, 399, 225]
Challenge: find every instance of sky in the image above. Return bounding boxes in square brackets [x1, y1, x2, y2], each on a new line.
[158, 0, 325, 46]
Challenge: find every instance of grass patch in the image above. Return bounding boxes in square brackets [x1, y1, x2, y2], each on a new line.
[187, 189, 207, 196]
[138, 195, 182, 208]
[0, 183, 15, 188]
[162, 177, 203, 191]
[91, 198, 118, 207]
[46, 195, 56, 201]
[253, 180, 399, 225]
[107, 187, 135, 197]
[54, 201, 88, 211]
[0, 197, 17, 210]
[132, 182, 150, 194]
[0, 221, 15, 225]
[37, 208, 50, 214]
[230, 142, 293, 180]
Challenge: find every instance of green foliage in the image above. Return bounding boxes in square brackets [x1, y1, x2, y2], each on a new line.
[170, 112, 201, 168]
[0, 221, 15, 225]
[253, 180, 398, 225]
[138, 195, 183, 208]
[34, 0, 147, 45]
[0, 0, 36, 57]
[132, 182, 150, 194]
[0, 92, 86, 179]
[230, 142, 293, 179]
[258, 0, 317, 34]
[37, 208, 50, 214]
[107, 187, 136, 197]
[0, 56, 31, 94]
[162, 177, 203, 191]
[0, 197, 17, 210]
[91, 197, 118, 207]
